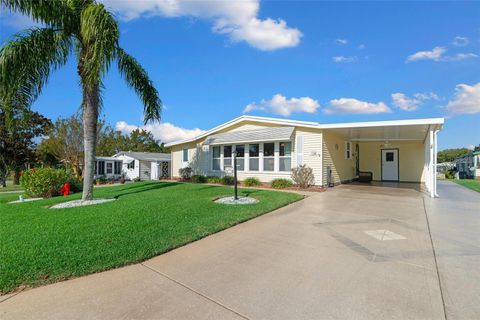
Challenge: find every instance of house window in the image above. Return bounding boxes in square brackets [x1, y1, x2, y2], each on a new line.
[235, 145, 245, 171]
[345, 141, 352, 159]
[127, 160, 135, 170]
[97, 161, 105, 175]
[212, 146, 221, 170]
[263, 143, 274, 171]
[386, 152, 394, 162]
[183, 148, 189, 162]
[249, 144, 259, 171]
[114, 162, 122, 175]
[224, 146, 232, 169]
[106, 162, 113, 174]
[279, 142, 291, 172]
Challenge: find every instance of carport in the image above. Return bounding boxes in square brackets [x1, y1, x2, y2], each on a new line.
[319, 118, 444, 197]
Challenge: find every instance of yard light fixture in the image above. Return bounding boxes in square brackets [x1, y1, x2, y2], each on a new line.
[232, 150, 238, 200]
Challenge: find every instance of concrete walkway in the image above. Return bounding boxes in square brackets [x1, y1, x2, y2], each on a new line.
[1, 181, 477, 319]
[424, 180, 480, 319]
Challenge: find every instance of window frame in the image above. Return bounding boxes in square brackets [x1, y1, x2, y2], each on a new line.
[212, 146, 221, 171]
[263, 142, 275, 172]
[182, 148, 189, 162]
[279, 141, 292, 172]
[248, 143, 260, 172]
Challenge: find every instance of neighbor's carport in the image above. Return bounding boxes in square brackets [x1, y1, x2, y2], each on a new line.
[319, 118, 444, 197]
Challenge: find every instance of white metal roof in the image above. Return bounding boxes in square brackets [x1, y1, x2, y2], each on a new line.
[204, 126, 295, 145]
[113, 151, 171, 161]
[165, 115, 319, 147]
[321, 118, 444, 142]
[165, 116, 444, 146]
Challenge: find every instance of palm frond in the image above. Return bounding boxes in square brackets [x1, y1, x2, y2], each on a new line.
[79, 2, 119, 86]
[0, 28, 72, 108]
[116, 48, 162, 123]
[0, 0, 77, 30]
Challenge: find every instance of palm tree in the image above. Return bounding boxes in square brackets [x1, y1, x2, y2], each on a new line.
[0, 0, 162, 200]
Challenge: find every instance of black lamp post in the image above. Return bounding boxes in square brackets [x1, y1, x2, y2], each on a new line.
[232, 150, 238, 200]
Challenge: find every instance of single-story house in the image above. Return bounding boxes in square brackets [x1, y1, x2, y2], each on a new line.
[165, 115, 444, 197]
[94, 151, 171, 181]
[455, 151, 480, 179]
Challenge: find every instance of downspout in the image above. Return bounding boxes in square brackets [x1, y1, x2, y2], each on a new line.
[434, 129, 439, 197]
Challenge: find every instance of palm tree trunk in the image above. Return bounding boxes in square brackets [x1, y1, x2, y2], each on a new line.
[81, 84, 99, 200]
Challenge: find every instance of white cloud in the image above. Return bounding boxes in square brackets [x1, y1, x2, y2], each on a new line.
[406, 46, 446, 62]
[332, 56, 357, 63]
[407, 46, 478, 62]
[243, 94, 320, 116]
[446, 83, 480, 115]
[335, 39, 348, 45]
[324, 98, 391, 114]
[100, 0, 302, 51]
[115, 121, 205, 143]
[445, 53, 479, 61]
[391, 92, 439, 111]
[358, 44, 365, 49]
[452, 36, 469, 47]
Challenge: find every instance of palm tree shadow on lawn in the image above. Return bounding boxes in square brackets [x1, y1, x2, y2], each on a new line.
[112, 182, 179, 199]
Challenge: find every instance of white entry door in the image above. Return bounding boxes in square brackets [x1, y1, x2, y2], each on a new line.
[381, 149, 399, 181]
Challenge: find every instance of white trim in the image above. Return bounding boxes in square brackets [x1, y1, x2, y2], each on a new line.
[318, 118, 444, 129]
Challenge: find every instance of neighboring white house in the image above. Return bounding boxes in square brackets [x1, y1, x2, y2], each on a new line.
[95, 151, 171, 181]
[165, 115, 444, 197]
[455, 151, 480, 179]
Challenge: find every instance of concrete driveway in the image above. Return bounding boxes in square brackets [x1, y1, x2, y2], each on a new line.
[1, 181, 478, 319]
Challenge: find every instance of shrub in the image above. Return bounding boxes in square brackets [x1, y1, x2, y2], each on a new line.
[271, 178, 293, 189]
[179, 167, 192, 180]
[243, 177, 261, 187]
[445, 170, 456, 179]
[206, 176, 222, 184]
[191, 175, 207, 183]
[20, 168, 74, 198]
[221, 176, 235, 185]
[133, 177, 141, 182]
[68, 176, 83, 193]
[291, 165, 315, 188]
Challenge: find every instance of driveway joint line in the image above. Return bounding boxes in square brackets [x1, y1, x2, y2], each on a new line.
[140, 263, 251, 320]
[423, 197, 448, 320]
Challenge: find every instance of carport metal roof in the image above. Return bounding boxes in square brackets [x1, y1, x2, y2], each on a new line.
[319, 118, 444, 142]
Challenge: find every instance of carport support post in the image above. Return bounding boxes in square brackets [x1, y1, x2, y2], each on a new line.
[233, 150, 238, 200]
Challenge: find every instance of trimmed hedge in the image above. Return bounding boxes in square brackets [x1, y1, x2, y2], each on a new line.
[191, 175, 207, 183]
[206, 176, 222, 184]
[221, 176, 235, 185]
[243, 177, 261, 187]
[271, 178, 293, 189]
[20, 168, 78, 198]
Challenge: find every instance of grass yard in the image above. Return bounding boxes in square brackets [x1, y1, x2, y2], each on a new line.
[453, 179, 480, 193]
[0, 181, 302, 294]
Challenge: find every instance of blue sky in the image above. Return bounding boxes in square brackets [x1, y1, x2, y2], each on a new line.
[1, 1, 479, 149]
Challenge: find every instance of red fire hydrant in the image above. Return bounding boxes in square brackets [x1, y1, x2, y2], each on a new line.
[61, 183, 70, 196]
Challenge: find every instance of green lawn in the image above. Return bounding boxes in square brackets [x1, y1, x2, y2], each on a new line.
[0, 181, 302, 294]
[453, 179, 480, 193]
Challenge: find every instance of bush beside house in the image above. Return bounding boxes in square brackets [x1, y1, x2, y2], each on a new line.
[271, 178, 293, 189]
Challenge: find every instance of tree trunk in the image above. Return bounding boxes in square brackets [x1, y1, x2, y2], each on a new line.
[81, 84, 100, 200]
[13, 169, 21, 185]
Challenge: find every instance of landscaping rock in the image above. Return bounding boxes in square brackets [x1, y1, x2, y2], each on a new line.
[50, 199, 116, 209]
[215, 196, 258, 205]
